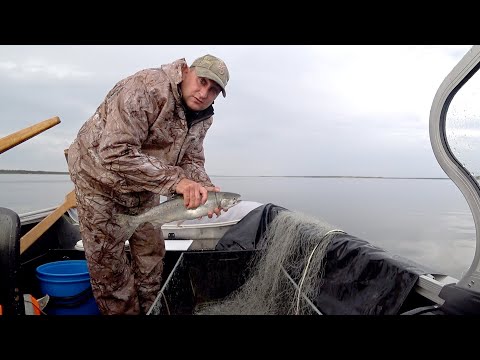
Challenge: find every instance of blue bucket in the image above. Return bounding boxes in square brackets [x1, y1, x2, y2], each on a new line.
[36, 260, 100, 315]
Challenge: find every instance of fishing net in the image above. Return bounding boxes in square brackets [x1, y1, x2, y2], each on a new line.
[195, 210, 345, 315]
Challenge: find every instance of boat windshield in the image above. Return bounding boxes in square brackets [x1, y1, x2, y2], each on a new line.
[430, 45, 480, 291]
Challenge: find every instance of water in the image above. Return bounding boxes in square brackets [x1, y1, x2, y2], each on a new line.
[0, 174, 475, 280]
[0, 174, 74, 213]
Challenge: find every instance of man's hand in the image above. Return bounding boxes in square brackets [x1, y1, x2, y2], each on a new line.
[175, 180, 225, 218]
[205, 186, 223, 218]
[175, 179, 208, 209]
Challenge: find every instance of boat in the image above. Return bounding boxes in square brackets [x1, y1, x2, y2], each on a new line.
[2, 45, 480, 316]
[0, 195, 263, 315]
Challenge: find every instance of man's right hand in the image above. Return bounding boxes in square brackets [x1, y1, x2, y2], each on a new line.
[174, 178, 208, 209]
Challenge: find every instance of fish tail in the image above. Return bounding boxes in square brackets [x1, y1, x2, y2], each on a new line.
[116, 213, 139, 241]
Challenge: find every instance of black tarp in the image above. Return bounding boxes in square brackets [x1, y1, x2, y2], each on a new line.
[216, 203, 437, 315]
[215, 203, 287, 251]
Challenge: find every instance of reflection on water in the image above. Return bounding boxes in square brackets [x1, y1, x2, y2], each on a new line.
[0, 174, 475, 279]
[212, 176, 475, 279]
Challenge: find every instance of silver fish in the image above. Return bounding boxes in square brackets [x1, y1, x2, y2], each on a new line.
[116, 191, 241, 240]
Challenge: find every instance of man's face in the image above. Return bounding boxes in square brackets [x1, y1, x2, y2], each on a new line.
[180, 67, 222, 111]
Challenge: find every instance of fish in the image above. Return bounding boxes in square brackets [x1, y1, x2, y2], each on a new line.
[115, 191, 241, 240]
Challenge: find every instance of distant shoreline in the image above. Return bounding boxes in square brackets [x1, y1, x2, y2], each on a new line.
[0, 170, 451, 179]
[0, 170, 69, 175]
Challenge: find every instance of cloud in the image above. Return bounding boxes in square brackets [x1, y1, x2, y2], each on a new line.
[0, 60, 92, 80]
[0, 45, 473, 177]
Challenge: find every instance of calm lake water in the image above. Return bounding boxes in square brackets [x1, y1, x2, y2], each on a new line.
[0, 174, 475, 280]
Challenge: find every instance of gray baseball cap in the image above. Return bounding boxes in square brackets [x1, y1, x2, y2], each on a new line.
[191, 54, 229, 97]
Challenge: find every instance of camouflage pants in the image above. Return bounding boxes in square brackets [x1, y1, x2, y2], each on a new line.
[74, 188, 166, 315]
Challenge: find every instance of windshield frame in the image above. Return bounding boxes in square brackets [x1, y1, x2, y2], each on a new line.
[430, 45, 480, 291]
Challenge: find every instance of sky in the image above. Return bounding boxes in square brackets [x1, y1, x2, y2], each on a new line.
[0, 45, 472, 177]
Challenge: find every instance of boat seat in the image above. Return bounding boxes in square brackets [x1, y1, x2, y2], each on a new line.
[0, 207, 25, 315]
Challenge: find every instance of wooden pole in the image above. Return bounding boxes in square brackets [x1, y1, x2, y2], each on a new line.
[20, 190, 77, 254]
[0, 116, 61, 154]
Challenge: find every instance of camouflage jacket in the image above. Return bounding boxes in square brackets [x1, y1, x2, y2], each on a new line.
[68, 58, 215, 200]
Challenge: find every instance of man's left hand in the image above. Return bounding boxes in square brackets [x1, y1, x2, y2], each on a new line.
[205, 186, 224, 218]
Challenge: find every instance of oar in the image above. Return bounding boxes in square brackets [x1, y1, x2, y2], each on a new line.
[0, 116, 61, 154]
[20, 190, 77, 255]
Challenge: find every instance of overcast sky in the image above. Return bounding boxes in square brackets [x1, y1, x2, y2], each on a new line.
[0, 45, 472, 177]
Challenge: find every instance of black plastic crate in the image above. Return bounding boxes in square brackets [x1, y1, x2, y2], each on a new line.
[148, 250, 256, 315]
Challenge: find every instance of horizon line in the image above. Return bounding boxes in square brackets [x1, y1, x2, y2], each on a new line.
[0, 169, 451, 180]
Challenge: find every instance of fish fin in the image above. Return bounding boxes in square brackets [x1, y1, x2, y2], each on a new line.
[149, 219, 166, 229]
[176, 220, 185, 227]
[168, 194, 183, 201]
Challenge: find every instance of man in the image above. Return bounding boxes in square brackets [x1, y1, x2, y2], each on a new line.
[67, 54, 230, 315]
